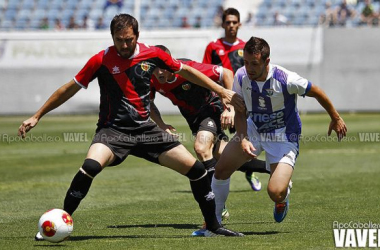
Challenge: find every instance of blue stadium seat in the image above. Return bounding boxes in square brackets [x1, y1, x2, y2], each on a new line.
[89, 8, 103, 20]
[32, 9, 47, 21]
[4, 9, 18, 21]
[22, 0, 36, 9]
[47, 8, 60, 21]
[6, 1, 19, 10]
[0, 19, 14, 30]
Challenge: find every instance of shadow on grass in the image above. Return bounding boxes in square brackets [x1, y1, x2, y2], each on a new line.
[68, 231, 284, 241]
[107, 223, 198, 230]
[69, 235, 187, 240]
[173, 190, 253, 194]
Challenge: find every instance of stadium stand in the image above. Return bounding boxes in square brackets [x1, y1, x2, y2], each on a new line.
[0, 0, 224, 30]
[0, 0, 379, 30]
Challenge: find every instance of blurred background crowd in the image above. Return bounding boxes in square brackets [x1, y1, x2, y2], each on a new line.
[0, 0, 379, 31]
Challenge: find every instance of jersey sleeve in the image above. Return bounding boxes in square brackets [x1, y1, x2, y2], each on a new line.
[202, 42, 213, 64]
[74, 51, 104, 89]
[155, 47, 182, 73]
[149, 78, 157, 100]
[183, 60, 223, 83]
[286, 71, 312, 97]
[232, 70, 243, 98]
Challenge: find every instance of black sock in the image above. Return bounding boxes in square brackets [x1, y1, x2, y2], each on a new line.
[186, 161, 220, 231]
[237, 158, 270, 174]
[202, 158, 217, 184]
[63, 159, 102, 215]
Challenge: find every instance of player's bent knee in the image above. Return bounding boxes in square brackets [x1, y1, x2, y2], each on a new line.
[214, 165, 234, 180]
[80, 159, 102, 179]
[267, 186, 288, 203]
[185, 161, 207, 181]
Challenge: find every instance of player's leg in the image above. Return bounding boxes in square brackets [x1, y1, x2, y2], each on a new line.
[268, 162, 293, 223]
[36, 142, 116, 241]
[63, 143, 116, 215]
[212, 135, 253, 223]
[264, 141, 298, 223]
[193, 130, 217, 183]
[158, 145, 243, 236]
[215, 136, 267, 191]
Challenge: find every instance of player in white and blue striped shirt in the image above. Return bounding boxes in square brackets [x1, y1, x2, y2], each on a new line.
[211, 36, 347, 223]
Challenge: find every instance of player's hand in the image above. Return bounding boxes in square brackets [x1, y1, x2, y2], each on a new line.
[221, 105, 235, 130]
[220, 89, 245, 113]
[328, 116, 347, 141]
[18, 116, 39, 138]
[241, 137, 257, 159]
[163, 124, 179, 138]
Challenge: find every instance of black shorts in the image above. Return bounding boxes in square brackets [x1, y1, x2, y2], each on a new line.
[92, 122, 181, 166]
[186, 107, 228, 141]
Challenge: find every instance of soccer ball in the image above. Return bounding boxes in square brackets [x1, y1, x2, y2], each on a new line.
[38, 209, 73, 243]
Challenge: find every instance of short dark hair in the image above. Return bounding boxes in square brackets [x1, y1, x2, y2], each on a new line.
[110, 14, 139, 36]
[155, 45, 171, 55]
[244, 37, 270, 62]
[222, 8, 240, 23]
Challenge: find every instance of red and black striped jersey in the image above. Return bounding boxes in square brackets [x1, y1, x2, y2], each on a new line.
[74, 43, 182, 131]
[202, 38, 245, 74]
[150, 59, 224, 118]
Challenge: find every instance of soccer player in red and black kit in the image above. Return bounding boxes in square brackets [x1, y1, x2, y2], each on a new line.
[149, 45, 270, 236]
[203, 7, 267, 192]
[18, 14, 244, 238]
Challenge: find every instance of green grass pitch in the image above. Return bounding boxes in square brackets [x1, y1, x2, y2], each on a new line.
[0, 113, 379, 249]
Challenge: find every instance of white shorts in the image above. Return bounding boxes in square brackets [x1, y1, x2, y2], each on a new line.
[247, 120, 299, 170]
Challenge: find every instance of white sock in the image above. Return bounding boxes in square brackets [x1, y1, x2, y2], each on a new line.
[211, 176, 230, 224]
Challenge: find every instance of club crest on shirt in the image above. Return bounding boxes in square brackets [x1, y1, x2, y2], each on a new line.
[141, 62, 150, 71]
[238, 49, 244, 57]
[182, 83, 191, 90]
[218, 49, 225, 56]
[264, 88, 274, 96]
[258, 96, 266, 109]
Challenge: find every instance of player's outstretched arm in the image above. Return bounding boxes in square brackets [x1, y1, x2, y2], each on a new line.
[306, 84, 347, 141]
[177, 64, 245, 112]
[149, 100, 177, 135]
[235, 108, 257, 159]
[220, 68, 235, 130]
[18, 79, 81, 138]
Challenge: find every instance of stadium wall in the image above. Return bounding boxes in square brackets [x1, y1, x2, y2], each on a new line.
[0, 27, 379, 115]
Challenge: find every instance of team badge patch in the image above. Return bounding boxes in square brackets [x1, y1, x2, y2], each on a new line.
[238, 49, 244, 57]
[265, 89, 274, 96]
[182, 83, 191, 90]
[141, 62, 150, 71]
[258, 96, 266, 109]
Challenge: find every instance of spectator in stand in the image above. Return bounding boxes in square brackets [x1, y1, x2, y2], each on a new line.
[80, 15, 95, 30]
[67, 16, 79, 29]
[95, 17, 107, 30]
[180, 16, 191, 28]
[103, 0, 123, 11]
[360, 0, 379, 26]
[194, 16, 202, 28]
[336, 0, 356, 26]
[244, 12, 256, 27]
[54, 18, 65, 30]
[213, 5, 224, 27]
[319, 1, 338, 27]
[39, 17, 49, 30]
[273, 11, 288, 26]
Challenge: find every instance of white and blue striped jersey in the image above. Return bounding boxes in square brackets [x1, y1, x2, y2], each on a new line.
[233, 64, 312, 142]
